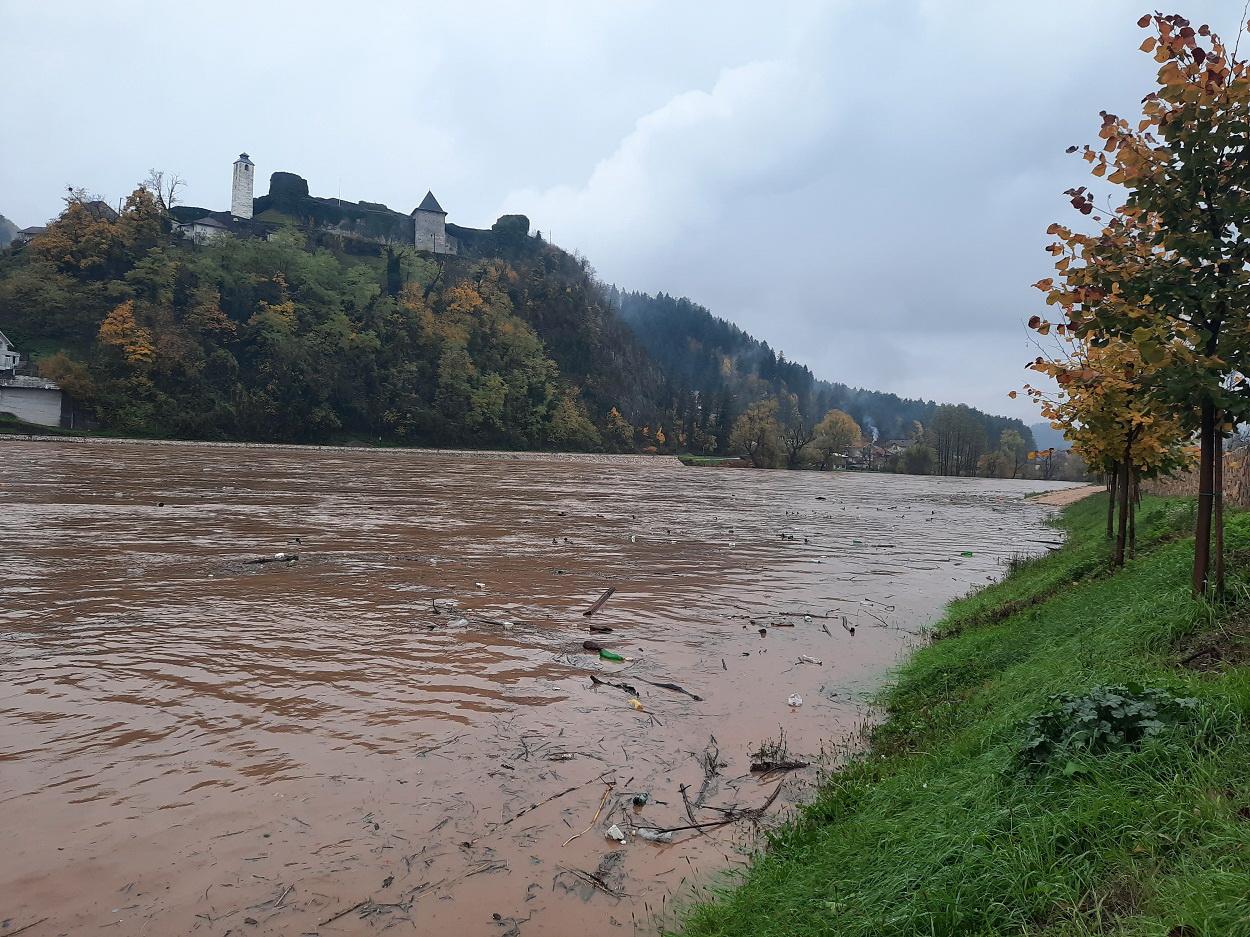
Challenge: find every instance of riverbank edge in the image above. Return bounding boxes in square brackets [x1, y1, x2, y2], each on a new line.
[675, 493, 1250, 936]
[0, 430, 672, 464]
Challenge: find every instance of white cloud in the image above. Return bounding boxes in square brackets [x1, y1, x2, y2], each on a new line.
[502, 57, 831, 257]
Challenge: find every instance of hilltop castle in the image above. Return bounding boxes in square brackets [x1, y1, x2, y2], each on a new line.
[173, 152, 460, 254]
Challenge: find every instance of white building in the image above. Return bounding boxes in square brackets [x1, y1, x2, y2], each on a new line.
[175, 216, 233, 242]
[0, 329, 20, 371]
[232, 153, 255, 219]
[411, 190, 456, 254]
[0, 375, 63, 427]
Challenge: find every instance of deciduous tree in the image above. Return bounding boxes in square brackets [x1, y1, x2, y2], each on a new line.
[98, 300, 155, 365]
[812, 409, 863, 470]
[730, 399, 781, 468]
[1031, 12, 1250, 592]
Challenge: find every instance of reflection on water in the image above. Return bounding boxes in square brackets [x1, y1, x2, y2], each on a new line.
[0, 439, 1072, 935]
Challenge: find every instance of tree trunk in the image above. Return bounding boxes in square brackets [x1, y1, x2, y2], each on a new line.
[1107, 466, 1118, 540]
[1128, 466, 1136, 560]
[1192, 400, 1216, 596]
[1215, 421, 1225, 597]
[1114, 450, 1131, 568]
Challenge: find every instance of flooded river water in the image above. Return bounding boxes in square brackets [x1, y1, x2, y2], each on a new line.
[0, 439, 1075, 936]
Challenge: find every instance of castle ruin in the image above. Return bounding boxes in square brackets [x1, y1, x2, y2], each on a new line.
[174, 152, 462, 254]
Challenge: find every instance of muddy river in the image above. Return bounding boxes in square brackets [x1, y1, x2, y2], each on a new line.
[0, 439, 1075, 936]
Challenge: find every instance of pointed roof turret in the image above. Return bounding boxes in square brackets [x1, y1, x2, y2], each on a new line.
[412, 190, 446, 215]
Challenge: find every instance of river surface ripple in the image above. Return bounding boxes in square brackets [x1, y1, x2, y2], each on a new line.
[0, 439, 1075, 936]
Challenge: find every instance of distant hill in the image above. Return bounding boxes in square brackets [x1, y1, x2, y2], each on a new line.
[614, 288, 1035, 453]
[1030, 421, 1070, 451]
[0, 214, 17, 248]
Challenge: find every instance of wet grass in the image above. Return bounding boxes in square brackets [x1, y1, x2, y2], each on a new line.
[0, 414, 90, 437]
[676, 494, 1250, 937]
[678, 453, 750, 467]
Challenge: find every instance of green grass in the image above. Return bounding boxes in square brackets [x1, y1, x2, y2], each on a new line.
[677, 495, 1250, 937]
[678, 453, 750, 467]
[0, 414, 89, 436]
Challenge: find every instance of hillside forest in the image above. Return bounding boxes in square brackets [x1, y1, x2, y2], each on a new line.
[0, 183, 1046, 476]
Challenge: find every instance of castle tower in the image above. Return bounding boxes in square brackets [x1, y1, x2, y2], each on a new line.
[411, 190, 448, 253]
[231, 153, 254, 219]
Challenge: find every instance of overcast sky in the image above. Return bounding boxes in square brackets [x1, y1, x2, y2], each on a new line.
[2, 0, 1242, 420]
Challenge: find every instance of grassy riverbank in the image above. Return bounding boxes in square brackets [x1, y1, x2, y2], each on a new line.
[679, 494, 1250, 937]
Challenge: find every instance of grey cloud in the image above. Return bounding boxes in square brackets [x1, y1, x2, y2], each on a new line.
[2, 0, 1242, 418]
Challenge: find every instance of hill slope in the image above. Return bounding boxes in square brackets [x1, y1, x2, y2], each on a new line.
[0, 187, 1031, 460]
[1030, 420, 1070, 451]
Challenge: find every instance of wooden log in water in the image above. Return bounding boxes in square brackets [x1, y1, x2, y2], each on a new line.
[583, 586, 616, 616]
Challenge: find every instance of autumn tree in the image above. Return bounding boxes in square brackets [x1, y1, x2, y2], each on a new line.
[185, 287, 236, 337]
[33, 197, 119, 277]
[604, 407, 634, 452]
[997, 429, 1029, 478]
[1033, 12, 1250, 593]
[38, 352, 96, 405]
[812, 409, 863, 470]
[730, 399, 782, 468]
[34, 186, 164, 280]
[1021, 326, 1190, 566]
[98, 300, 155, 365]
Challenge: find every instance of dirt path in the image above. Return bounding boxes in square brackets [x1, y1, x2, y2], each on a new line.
[1031, 483, 1103, 507]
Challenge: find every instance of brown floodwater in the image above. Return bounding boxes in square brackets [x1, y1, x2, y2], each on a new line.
[0, 439, 1076, 937]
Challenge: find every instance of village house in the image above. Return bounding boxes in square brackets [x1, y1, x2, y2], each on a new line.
[81, 200, 119, 222]
[0, 374, 65, 427]
[174, 215, 239, 242]
[0, 329, 20, 371]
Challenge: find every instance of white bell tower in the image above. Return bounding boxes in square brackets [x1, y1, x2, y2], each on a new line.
[231, 153, 254, 219]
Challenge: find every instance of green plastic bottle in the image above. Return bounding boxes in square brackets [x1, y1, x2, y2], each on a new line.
[599, 649, 625, 662]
